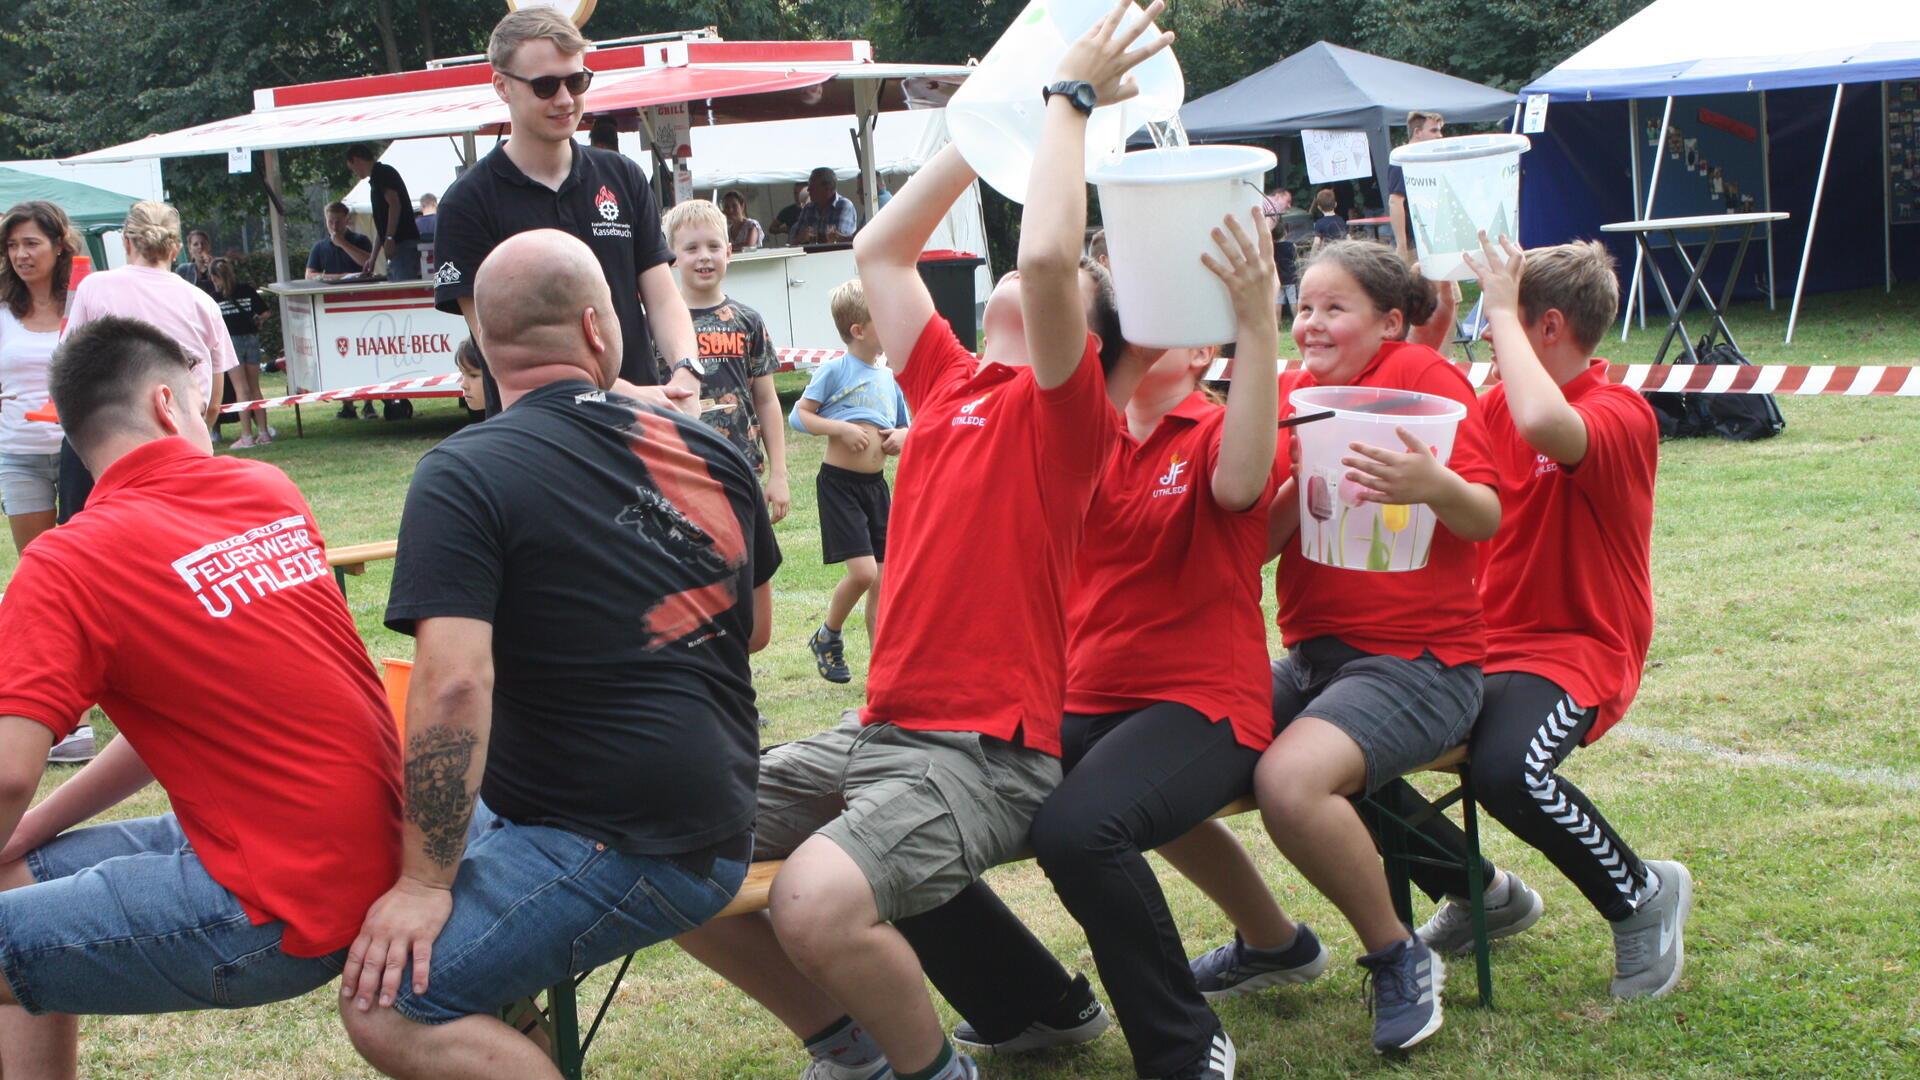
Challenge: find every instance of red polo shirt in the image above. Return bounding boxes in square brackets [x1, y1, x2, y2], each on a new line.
[1479, 360, 1658, 742]
[1065, 395, 1285, 750]
[1274, 341, 1497, 666]
[0, 439, 401, 957]
[863, 316, 1117, 756]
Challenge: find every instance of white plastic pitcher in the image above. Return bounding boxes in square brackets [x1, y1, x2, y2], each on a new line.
[947, 0, 1184, 204]
[1089, 145, 1275, 348]
[1289, 386, 1466, 572]
[1388, 133, 1531, 281]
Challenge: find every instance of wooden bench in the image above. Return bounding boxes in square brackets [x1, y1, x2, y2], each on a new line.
[326, 540, 398, 591]
[374, 661, 1491, 1080]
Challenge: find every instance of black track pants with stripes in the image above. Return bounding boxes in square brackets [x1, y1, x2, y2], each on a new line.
[1372, 671, 1651, 922]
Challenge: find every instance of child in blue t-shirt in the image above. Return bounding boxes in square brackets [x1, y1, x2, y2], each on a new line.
[790, 278, 909, 684]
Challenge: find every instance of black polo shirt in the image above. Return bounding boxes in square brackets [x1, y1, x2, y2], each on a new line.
[433, 142, 671, 387]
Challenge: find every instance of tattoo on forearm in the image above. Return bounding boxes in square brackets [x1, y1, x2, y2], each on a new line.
[404, 727, 478, 867]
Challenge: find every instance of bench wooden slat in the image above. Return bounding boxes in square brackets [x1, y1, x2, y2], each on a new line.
[325, 540, 399, 569]
[714, 746, 1470, 919]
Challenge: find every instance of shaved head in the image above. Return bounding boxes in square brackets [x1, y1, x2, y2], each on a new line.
[473, 229, 622, 395]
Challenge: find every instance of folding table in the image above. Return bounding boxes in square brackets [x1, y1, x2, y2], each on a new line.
[1600, 211, 1789, 363]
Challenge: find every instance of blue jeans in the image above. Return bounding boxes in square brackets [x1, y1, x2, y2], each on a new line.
[386, 239, 421, 281]
[0, 814, 344, 1015]
[391, 802, 747, 1024]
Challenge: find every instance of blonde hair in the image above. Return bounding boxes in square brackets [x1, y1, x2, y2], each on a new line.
[1406, 110, 1445, 132]
[662, 199, 729, 247]
[122, 200, 182, 262]
[1518, 240, 1619, 353]
[488, 8, 589, 71]
[829, 278, 870, 344]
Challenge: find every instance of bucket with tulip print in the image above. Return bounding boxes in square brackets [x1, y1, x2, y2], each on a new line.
[1290, 386, 1466, 572]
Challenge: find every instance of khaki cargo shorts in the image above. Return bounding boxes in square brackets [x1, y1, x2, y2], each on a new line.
[753, 712, 1061, 921]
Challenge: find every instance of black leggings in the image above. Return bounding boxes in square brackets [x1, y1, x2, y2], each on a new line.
[896, 703, 1259, 1078]
[1372, 671, 1652, 922]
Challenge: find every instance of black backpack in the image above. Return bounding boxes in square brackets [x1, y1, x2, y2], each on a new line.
[1643, 340, 1785, 441]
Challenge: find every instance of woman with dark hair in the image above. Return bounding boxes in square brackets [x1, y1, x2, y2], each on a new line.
[0, 200, 77, 553]
[721, 190, 763, 250]
[209, 257, 272, 446]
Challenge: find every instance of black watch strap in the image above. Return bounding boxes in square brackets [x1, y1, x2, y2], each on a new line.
[1042, 80, 1098, 117]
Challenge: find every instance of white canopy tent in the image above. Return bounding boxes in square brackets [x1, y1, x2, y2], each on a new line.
[1523, 0, 1920, 341]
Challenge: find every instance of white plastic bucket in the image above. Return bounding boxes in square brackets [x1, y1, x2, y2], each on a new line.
[1388, 133, 1531, 281]
[1289, 386, 1466, 572]
[947, 0, 1184, 204]
[1090, 145, 1275, 348]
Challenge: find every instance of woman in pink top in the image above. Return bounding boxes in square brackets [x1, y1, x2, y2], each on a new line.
[57, 201, 237, 518]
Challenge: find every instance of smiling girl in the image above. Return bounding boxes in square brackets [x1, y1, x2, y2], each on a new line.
[1169, 240, 1500, 1056]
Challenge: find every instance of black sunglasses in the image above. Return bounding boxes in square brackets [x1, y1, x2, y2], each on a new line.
[500, 68, 594, 99]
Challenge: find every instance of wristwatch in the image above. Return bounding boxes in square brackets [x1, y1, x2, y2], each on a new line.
[1042, 80, 1098, 117]
[671, 357, 707, 378]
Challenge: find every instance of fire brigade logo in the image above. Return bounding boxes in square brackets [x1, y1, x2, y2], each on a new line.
[595, 185, 621, 222]
[335, 336, 350, 357]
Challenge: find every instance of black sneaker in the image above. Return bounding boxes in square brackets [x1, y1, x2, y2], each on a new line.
[360, 401, 378, 420]
[810, 626, 851, 684]
[953, 973, 1110, 1056]
[1357, 935, 1445, 1054]
[1173, 1029, 1235, 1080]
[336, 401, 357, 420]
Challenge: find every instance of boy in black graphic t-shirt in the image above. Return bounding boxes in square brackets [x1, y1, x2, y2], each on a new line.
[661, 198, 791, 523]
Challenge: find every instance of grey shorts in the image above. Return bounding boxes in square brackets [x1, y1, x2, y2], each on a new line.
[1273, 637, 1482, 793]
[753, 713, 1061, 921]
[0, 451, 59, 516]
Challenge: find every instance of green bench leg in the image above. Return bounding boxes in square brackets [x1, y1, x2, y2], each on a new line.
[1461, 774, 1493, 1008]
[549, 981, 583, 1079]
[1362, 776, 1495, 1008]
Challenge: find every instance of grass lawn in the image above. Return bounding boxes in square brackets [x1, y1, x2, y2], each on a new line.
[3, 290, 1919, 1077]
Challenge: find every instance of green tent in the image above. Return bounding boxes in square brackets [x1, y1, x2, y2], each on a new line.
[0, 165, 139, 268]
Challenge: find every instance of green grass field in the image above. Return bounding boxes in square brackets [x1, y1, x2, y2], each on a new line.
[3, 287, 1919, 1077]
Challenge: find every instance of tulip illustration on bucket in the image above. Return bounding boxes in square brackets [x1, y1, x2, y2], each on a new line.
[1289, 386, 1466, 571]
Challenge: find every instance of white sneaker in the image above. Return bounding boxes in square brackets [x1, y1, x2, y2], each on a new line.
[48, 724, 97, 764]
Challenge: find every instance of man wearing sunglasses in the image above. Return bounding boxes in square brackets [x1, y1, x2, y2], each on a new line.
[432, 9, 699, 417]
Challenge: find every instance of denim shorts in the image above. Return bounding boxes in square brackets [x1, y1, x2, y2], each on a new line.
[0, 451, 59, 516]
[389, 801, 747, 1025]
[232, 334, 262, 367]
[0, 814, 344, 1015]
[753, 713, 1062, 922]
[1273, 637, 1482, 793]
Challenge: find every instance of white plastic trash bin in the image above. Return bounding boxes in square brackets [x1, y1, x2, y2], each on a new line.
[1388, 133, 1531, 281]
[1090, 145, 1275, 348]
[1289, 385, 1466, 572]
[947, 0, 1184, 204]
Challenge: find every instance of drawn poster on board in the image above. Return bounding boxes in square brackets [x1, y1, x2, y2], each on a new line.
[1634, 94, 1767, 246]
[1891, 80, 1919, 226]
[1302, 129, 1373, 184]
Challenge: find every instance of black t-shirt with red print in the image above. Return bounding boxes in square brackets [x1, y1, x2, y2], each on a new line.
[681, 296, 778, 470]
[385, 380, 780, 855]
[432, 143, 671, 386]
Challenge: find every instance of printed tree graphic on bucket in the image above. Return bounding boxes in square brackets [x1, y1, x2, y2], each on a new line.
[1289, 386, 1466, 572]
[1391, 134, 1530, 280]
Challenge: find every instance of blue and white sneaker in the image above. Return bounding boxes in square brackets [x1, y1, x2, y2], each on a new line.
[1189, 924, 1330, 1001]
[1356, 935, 1445, 1053]
[800, 1056, 892, 1080]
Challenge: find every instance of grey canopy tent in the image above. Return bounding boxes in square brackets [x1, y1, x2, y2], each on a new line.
[1147, 42, 1518, 189]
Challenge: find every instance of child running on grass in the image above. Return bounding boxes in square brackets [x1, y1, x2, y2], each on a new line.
[1171, 239, 1500, 1055]
[1367, 233, 1691, 999]
[792, 278, 909, 683]
[662, 198, 791, 522]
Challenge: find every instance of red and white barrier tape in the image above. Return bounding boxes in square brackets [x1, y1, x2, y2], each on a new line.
[227, 357, 1920, 415]
[225, 349, 850, 414]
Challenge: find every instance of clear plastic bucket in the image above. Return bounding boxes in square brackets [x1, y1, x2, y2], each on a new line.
[1089, 145, 1275, 347]
[1388, 133, 1531, 281]
[1290, 386, 1465, 572]
[946, 0, 1184, 204]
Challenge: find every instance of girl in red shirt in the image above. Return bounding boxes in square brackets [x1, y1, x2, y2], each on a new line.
[1170, 241, 1501, 1055]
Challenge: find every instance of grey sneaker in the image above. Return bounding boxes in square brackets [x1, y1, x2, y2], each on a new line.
[1417, 872, 1545, 955]
[799, 1055, 892, 1080]
[953, 973, 1110, 1055]
[1610, 860, 1693, 999]
[1190, 924, 1330, 1001]
[1357, 935, 1445, 1053]
[47, 724, 97, 764]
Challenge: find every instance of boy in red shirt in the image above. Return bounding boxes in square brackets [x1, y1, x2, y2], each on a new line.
[0, 316, 401, 1076]
[1376, 236, 1692, 999]
[673, 8, 1172, 1080]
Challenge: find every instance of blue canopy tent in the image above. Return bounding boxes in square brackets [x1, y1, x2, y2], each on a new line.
[1520, 0, 1920, 342]
[1147, 42, 1517, 195]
